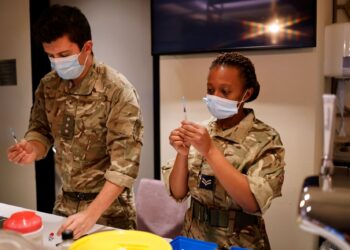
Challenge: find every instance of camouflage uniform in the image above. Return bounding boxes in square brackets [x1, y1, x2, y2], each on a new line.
[24, 58, 143, 229]
[162, 109, 285, 249]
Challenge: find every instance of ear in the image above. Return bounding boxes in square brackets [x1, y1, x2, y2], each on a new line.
[242, 87, 254, 102]
[84, 40, 93, 53]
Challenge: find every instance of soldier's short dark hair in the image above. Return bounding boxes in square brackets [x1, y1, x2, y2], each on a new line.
[32, 4, 91, 50]
[210, 52, 260, 102]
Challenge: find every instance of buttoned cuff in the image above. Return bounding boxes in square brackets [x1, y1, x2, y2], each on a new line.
[104, 170, 135, 189]
[247, 175, 277, 215]
[24, 131, 51, 157]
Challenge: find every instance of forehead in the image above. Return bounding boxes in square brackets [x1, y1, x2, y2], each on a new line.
[207, 65, 244, 88]
[42, 35, 79, 54]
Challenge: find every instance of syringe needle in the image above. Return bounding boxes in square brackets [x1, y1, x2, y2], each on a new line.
[10, 128, 18, 144]
[182, 96, 187, 120]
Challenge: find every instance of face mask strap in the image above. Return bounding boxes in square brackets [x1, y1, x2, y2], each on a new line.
[237, 89, 249, 110]
[78, 44, 89, 66]
[81, 52, 89, 67]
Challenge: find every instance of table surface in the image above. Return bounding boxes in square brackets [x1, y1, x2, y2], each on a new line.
[0, 202, 115, 249]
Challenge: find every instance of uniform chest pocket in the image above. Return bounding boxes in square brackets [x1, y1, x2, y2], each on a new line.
[224, 146, 246, 171]
[45, 92, 67, 138]
[71, 128, 108, 163]
[188, 152, 202, 191]
[75, 95, 109, 129]
[188, 153, 202, 178]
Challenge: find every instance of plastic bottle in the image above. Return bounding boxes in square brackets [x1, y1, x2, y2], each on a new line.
[60, 230, 74, 250]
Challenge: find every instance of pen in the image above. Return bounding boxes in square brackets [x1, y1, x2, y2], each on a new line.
[10, 128, 18, 144]
[182, 96, 187, 120]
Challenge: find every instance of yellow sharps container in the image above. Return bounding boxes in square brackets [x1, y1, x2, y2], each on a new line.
[69, 230, 172, 250]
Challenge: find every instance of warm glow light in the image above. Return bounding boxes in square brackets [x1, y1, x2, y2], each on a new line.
[241, 15, 308, 44]
[299, 200, 305, 208]
[267, 21, 281, 33]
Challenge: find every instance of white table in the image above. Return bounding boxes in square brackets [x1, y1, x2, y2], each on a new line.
[0, 203, 115, 249]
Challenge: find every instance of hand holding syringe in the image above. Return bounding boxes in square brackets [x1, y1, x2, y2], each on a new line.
[180, 96, 212, 156]
[8, 128, 40, 165]
[169, 96, 192, 155]
[180, 96, 191, 151]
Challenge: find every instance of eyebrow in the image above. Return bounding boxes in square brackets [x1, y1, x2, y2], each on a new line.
[207, 83, 232, 88]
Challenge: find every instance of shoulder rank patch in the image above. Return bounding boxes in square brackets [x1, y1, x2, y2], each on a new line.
[199, 174, 215, 190]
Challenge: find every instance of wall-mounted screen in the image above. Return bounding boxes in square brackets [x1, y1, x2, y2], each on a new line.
[151, 0, 317, 55]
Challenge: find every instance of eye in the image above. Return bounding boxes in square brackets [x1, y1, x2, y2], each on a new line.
[221, 88, 230, 97]
[207, 87, 214, 95]
[60, 53, 72, 57]
[47, 53, 72, 59]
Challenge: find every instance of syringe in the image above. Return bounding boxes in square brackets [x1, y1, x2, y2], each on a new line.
[10, 128, 18, 144]
[181, 96, 187, 120]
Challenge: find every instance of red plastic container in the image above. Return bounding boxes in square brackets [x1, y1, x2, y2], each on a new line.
[4, 211, 42, 233]
[3, 211, 43, 245]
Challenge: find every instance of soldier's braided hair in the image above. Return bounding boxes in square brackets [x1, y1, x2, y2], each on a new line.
[210, 52, 260, 102]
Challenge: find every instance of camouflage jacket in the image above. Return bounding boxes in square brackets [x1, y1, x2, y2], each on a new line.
[25, 59, 143, 193]
[162, 109, 285, 249]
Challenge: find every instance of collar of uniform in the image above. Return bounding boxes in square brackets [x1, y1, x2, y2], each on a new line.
[209, 109, 255, 144]
[63, 57, 98, 96]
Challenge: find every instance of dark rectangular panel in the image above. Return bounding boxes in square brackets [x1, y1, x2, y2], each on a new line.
[0, 59, 17, 86]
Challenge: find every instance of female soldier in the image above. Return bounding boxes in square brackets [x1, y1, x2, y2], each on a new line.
[162, 52, 285, 249]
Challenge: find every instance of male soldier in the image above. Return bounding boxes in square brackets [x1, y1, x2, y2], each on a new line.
[7, 5, 143, 239]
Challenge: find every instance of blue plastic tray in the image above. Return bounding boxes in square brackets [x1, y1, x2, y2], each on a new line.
[170, 236, 218, 250]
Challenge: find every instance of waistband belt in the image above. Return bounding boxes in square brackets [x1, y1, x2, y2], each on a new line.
[191, 198, 258, 228]
[191, 198, 230, 227]
[62, 190, 99, 201]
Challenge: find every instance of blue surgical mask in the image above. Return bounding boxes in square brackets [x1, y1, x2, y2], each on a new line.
[203, 91, 248, 119]
[49, 50, 88, 80]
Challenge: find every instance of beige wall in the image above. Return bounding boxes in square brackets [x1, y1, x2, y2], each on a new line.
[160, 1, 332, 249]
[0, 0, 36, 209]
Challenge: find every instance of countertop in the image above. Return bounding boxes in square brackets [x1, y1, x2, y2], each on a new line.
[0, 202, 114, 249]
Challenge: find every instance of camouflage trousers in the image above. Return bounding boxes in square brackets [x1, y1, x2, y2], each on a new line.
[181, 207, 271, 250]
[53, 190, 136, 230]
